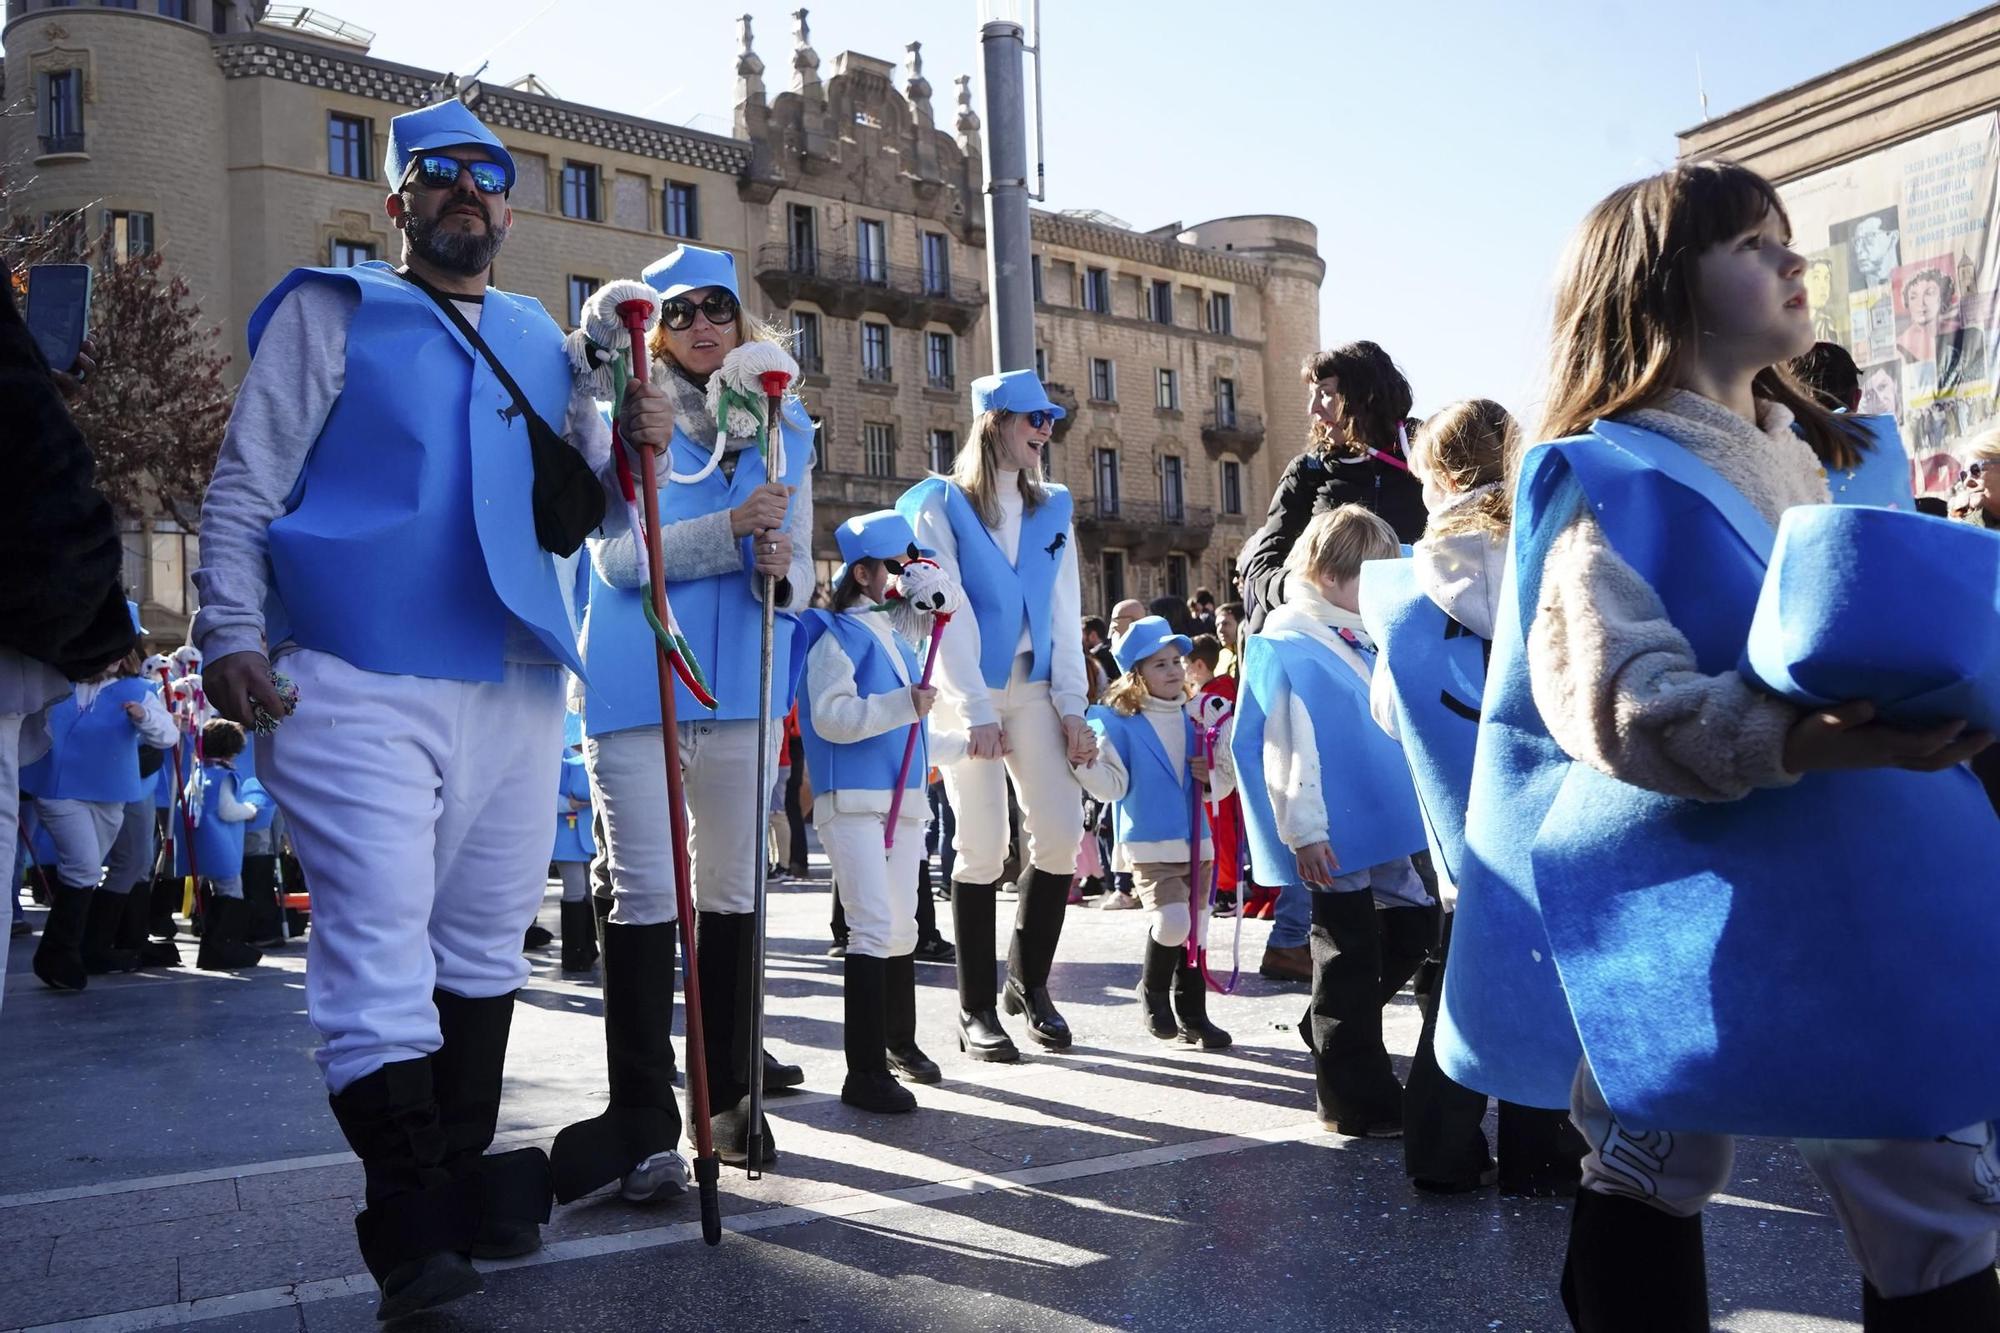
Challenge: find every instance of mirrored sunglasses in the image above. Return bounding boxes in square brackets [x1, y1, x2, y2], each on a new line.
[661, 292, 740, 331]
[1024, 409, 1054, 429]
[408, 154, 509, 195]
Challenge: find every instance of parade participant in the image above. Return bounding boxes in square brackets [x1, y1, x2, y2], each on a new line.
[1440, 160, 2000, 1329]
[1232, 506, 1434, 1138]
[797, 512, 961, 1111]
[897, 370, 1095, 1061]
[552, 712, 597, 975]
[561, 242, 813, 1190]
[1184, 634, 1247, 919]
[1359, 400, 1580, 1196]
[187, 719, 268, 971]
[1074, 616, 1234, 1049]
[192, 99, 672, 1318]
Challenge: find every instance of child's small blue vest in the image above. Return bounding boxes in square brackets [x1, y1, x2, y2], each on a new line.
[553, 752, 595, 862]
[895, 479, 1072, 689]
[1443, 418, 2000, 1139]
[581, 410, 813, 735]
[250, 262, 582, 681]
[1085, 704, 1207, 850]
[796, 611, 927, 802]
[185, 764, 257, 880]
[20, 678, 156, 804]
[1230, 630, 1426, 883]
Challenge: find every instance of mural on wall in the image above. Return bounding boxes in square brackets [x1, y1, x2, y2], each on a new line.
[1782, 112, 2000, 479]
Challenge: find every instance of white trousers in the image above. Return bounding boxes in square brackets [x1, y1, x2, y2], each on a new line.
[556, 861, 587, 902]
[939, 663, 1082, 885]
[100, 798, 154, 896]
[585, 717, 779, 925]
[34, 797, 124, 887]
[262, 649, 563, 1094]
[817, 810, 922, 958]
[1572, 1058, 2000, 1298]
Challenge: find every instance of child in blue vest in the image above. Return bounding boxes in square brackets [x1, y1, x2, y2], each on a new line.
[552, 711, 598, 975]
[191, 719, 269, 971]
[1231, 505, 1434, 1139]
[1445, 160, 2000, 1329]
[799, 511, 961, 1112]
[1074, 616, 1233, 1049]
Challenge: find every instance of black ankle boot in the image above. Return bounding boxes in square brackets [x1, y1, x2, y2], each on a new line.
[241, 854, 287, 948]
[197, 895, 264, 971]
[114, 876, 179, 966]
[884, 952, 940, 1083]
[1002, 869, 1073, 1050]
[1172, 947, 1231, 1050]
[842, 954, 917, 1113]
[431, 989, 551, 1260]
[1559, 1187, 1709, 1332]
[951, 881, 1018, 1062]
[558, 897, 599, 973]
[1863, 1268, 2000, 1331]
[33, 883, 93, 991]
[1137, 936, 1179, 1040]
[79, 890, 140, 974]
[148, 873, 180, 939]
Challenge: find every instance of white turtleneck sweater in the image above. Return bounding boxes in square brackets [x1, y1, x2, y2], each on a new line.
[1073, 690, 1237, 869]
[1262, 577, 1379, 852]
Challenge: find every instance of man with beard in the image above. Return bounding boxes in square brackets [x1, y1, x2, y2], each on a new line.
[192, 99, 672, 1321]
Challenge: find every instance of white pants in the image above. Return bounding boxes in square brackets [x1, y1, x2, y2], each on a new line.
[939, 661, 1082, 885]
[817, 809, 922, 958]
[33, 797, 124, 887]
[0, 712, 26, 1021]
[556, 861, 587, 902]
[586, 717, 781, 925]
[263, 650, 564, 1094]
[100, 798, 154, 896]
[1572, 1059, 2000, 1298]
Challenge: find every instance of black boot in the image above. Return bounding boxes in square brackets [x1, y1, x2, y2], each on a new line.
[841, 954, 917, 1113]
[32, 883, 92, 991]
[698, 912, 777, 1168]
[196, 895, 264, 971]
[884, 952, 940, 1083]
[79, 890, 141, 974]
[522, 921, 553, 951]
[1559, 1187, 1709, 1332]
[328, 1058, 485, 1322]
[114, 876, 180, 966]
[430, 989, 552, 1260]
[1172, 946, 1231, 1050]
[1863, 1268, 2000, 1331]
[591, 890, 612, 951]
[242, 854, 287, 948]
[1001, 868, 1072, 1050]
[1403, 915, 1495, 1190]
[148, 873, 180, 939]
[1496, 1103, 1583, 1197]
[1304, 889, 1403, 1136]
[951, 881, 1018, 1062]
[551, 922, 685, 1204]
[558, 897, 599, 974]
[1137, 936, 1179, 1040]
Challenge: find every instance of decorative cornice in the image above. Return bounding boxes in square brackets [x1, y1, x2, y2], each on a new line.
[1031, 210, 1267, 287]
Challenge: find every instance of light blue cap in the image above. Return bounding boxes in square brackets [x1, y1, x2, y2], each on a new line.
[1112, 616, 1192, 673]
[126, 599, 146, 636]
[970, 369, 1064, 420]
[834, 510, 930, 565]
[384, 99, 517, 192]
[642, 244, 740, 302]
[563, 710, 584, 749]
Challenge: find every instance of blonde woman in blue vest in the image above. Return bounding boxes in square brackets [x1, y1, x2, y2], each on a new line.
[898, 370, 1095, 1061]
[191, 100, 672, 1318]
[798, 511, 962, 1111]
[559, 243, 814, 1194]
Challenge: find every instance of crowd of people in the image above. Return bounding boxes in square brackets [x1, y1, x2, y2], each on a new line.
[11, 95, 2000, 1331]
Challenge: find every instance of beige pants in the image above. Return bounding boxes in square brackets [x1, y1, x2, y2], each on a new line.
[938, 657, 1083, 884]
[1134, 859, 1210, 949]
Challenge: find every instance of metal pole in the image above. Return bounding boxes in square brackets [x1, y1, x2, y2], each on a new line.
[980, 18, 1034, 373]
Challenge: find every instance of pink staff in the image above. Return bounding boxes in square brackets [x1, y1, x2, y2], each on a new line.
[1186, 694, 1241, 994]
[884, 607, 952, 850]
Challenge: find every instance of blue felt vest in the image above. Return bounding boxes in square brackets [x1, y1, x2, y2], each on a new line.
[1086, 705, 1207, 849]
[189, 764, 254, 880]
[1229, 630, 1427, 883]
[1357, 556, 1489, 888]
[1442, 419, 2000, 1138]
[234, 738, 277, 834]
[895, 479, 1073, 689]
[581, 409, 814, 735]
[553, 752, 596, 862]
[796, 611, 927, 800]
[252, 262, 582, 681]
[1822, 413, 1915, 510]
[20, 678, 156, 803]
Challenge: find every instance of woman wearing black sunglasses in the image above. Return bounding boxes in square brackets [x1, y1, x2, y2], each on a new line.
[895, 370, 1095, 1062]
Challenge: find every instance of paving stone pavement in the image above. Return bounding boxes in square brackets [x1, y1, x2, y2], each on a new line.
[0, 860, 1869, 1331]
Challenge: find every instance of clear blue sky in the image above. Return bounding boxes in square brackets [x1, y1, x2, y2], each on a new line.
[264, 0, 1981, 420]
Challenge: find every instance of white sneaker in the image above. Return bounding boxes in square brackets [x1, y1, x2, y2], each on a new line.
[1097, 891, 1140, 911]
[619, 1150, 690, 1203]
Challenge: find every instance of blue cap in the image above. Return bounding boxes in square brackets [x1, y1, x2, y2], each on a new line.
[563, 710, 584, 749]
[970, 369, 1064, 420]
[126, 599, 146, 636]
[834, 510, 929, 565]
[384, 99, 517, 192]
[643, 244, 740, 302]
[1112, 616, 1192, 673]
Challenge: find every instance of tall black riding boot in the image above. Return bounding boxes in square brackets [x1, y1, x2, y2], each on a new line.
[1403, 914, 1493, 1189]
[430, 990, 552, 1259]
[1002, 868, 1072, 1049]
[1863, 1268, 2000, 1331]
[951, 881, 1018, 1061]
[551, 922, 686, 1204]
[1559, 1187, 1709, 1333]
[242, 854, 286, 948]
[327, 1058, 484, 1322]
[196, 895, 264, 971]
[1137, 936, 1180, 1040]
[559, 897, 599, 974]
[884, 952, 940, 1083]
[1172, 945, 1231, 1050]
[79, 889, 140, 974]
[148, 873, 180, 940]
[841, 954, 917, 1113]
[698, 911, 776, 1168]
[1305, 889, 1402, 1136]
[1495, 1102, 1584, 1197]
[114, 874, 179, 965]
[33, 882, 93, 991]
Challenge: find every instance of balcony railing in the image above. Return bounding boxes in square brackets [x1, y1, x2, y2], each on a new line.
[1075, 497, 1216, 559]
[1200, 406, 1266, 459]
[754, 243, 984, 334]
[861, 363, 894, 384]
[38, 133, 86, 156]
[927, 372, 955, 391]
[795, 350, 825, 376]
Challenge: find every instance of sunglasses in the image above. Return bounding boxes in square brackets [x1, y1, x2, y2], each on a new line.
[406, 154, 509, 195]
[1023, 409, 1055, 430]
[661, 292, 740, 331]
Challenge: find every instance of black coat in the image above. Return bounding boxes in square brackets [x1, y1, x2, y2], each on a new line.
[1240, 449, 1428, 630]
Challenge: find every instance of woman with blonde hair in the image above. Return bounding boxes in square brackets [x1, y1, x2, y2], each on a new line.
[896, 370, 1095, 1062]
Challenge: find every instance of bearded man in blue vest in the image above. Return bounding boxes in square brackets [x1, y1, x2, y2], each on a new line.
[193, 99, 672, 1321]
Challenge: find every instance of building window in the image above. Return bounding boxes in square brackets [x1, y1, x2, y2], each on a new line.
[1162, 455, 1185, 523]
[157, 0, 191, 17]
[864, 423, 896, 477]
[1095, 447, 1120, 515]
[1217, 376, 1238, 426]
[327, 113, 371, 180]
[861, 322, 892, 381]
[567, 275, 600, 327]
[788, 204, 818, 272]
[1089, 357, 1115, 402]
[926, 332, 955, 390]
[329, 238, 377, 268]
[1148, 279, 1174, 325]
[921, 232, 950, 295]
[560, 161, 600, 221]
[1207, 292, 1233, 335]
[1156, 368, 1178, 411]
[928, 428, 956, 475]
[1034, 347, 1049, 382]
[106, 210, 154, 261]
[791, 310, 823, 375]
[1101, 551, 1126, 609]
[810, 416, 827, 472]
[1166, 553, 1190, 601]
[857, 218, 888, 285]
[1081, 266, 1110, 314]
[37, 70, 84, 155]
[1221, 460, 1243, 516]
[1031, 254, 1044, 303]
[662, 181, 698, 238]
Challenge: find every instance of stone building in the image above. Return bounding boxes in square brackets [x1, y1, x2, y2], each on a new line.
[2, 2, 1322, 629]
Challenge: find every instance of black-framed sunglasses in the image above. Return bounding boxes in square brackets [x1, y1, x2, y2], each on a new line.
[406, 154, 509, 195]
[1023, 409, 1055, 429]
[661, 292, 740, 331]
